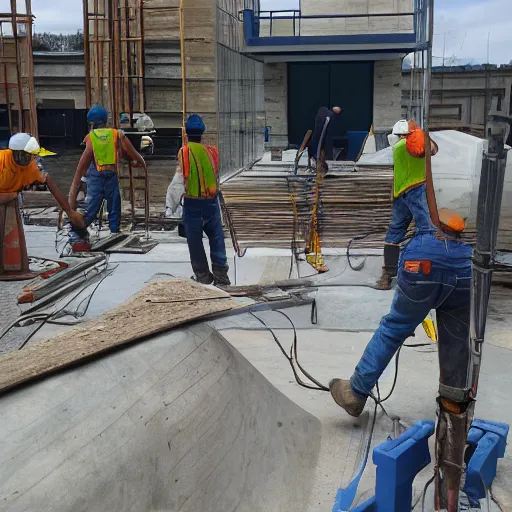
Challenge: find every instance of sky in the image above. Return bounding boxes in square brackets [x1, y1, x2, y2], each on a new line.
[6, 0, 511, 64]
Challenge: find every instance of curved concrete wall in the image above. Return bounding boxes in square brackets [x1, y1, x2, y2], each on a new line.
[0, 324, 321, 512]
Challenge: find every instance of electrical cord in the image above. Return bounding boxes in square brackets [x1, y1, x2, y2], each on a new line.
[249, 310, 329, 392]
[17, 267, 115, 347]
[0, 262, 115, 349]
[420, 475, 435, 512]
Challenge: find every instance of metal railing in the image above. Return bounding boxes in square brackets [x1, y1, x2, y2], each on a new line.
[242, 0, 428, 46]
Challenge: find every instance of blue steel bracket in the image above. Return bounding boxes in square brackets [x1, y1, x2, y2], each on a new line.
[333, 420, 435, 512]
[463, 419, 509, 506]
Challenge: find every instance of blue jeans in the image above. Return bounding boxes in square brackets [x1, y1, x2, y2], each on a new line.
[350, 233, 472, 398]
[385, 184, 434, 244]
[84, 166, 121, 232]
[183, 197, 228, 275]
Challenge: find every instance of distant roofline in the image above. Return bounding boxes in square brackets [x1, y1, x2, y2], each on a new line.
[404, 64, 512, 73]
[33, 51, 84, 57]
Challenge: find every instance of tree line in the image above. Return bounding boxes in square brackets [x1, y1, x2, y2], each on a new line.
[32, 32, 84, 52]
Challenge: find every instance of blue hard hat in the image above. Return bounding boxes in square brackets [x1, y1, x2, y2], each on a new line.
[185, 114, 205, 135]
[87, 105, 108, 124]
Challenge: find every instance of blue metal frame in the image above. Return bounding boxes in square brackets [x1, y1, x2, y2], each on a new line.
[331, 418, 509, 512]
[242, 0, 427, 52]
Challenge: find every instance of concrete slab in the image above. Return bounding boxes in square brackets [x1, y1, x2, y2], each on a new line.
[0, 326, 321, 512]
[2, 227, 511, 511]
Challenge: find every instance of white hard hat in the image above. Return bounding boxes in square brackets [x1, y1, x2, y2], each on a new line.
[392, 120, 410, 136]
[9, 133, 40, 154]
[388, 133, 400, 148]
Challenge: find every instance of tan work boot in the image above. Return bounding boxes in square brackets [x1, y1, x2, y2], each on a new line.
[375, 267, 392, 290]
[329, 379, 367, 417]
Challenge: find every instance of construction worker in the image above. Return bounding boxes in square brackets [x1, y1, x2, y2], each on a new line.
[330, 148, 473, 510]
[177, 114, 230, 286]
[376, 120, 439, 290]
[0, 133, 84, 277]
[68, 105, 147, 248]
[308, 106, 342, 165]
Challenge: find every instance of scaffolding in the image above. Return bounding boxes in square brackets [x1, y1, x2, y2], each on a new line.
[0, 0, 37, 138]
[84, 0, 149, 232]
[84, 0, 145, 125]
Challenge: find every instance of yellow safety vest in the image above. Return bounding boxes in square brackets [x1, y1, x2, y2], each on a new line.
[393, 138, 426, 198]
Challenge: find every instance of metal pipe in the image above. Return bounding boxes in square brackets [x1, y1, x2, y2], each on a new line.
[10, 0, 23, 132]
[128, 161, 136, 225]
[179, 0, 186, 138]
[83, 0, 91, 107]
[468, 106, 510, 399]
[408, 51, 415, 119]
[24, 0, 37, 138]
[139, 0, 145, 113]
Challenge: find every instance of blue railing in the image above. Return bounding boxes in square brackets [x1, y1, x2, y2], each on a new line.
[241, 0, 428, 49]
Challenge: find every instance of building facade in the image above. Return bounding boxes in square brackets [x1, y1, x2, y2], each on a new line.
[27, 0, 428, 172]
[243, 0, 425, 157]
[403, 65, 512, 138]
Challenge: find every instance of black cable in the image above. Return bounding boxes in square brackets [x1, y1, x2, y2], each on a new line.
[276, 309, 330, 391]
[347, 234, 371, 272]
[18, 317, 50, 350]
[310, 299, 318, 325]
[3, 263, 114, 349]
[250, 311, 329, 392]
[421, 475, 435, 512]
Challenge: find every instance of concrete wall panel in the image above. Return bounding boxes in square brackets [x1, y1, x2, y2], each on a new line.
[373, 59, 402, 131]
[264, 63, 288, 149]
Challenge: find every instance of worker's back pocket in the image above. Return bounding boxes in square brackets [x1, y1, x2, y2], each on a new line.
[398, 266, 453, 306]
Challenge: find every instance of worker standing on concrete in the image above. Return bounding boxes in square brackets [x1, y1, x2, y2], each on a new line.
[330, 182, 473, 510]
[176, 114, 230, 286]
[308, 106, 342, 165]
[68, 105, 147, 249]
[376, 120, 439, 290]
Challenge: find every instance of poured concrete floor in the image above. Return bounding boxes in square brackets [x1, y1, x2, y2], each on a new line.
[1, 226, 511, 511]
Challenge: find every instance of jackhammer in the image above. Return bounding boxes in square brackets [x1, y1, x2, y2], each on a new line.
[432, 103, 511, 511]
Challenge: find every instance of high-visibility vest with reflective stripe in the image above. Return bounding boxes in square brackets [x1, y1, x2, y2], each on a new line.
[87, 128, 122, 172]
[393, 138, 426, 198]
[179, 143, 219, 199]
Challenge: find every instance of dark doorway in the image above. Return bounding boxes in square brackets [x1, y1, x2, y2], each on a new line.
[37, 109, 88, 149]
[288, 61, 374, 158]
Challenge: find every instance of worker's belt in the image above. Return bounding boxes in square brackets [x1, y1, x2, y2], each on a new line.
[404, 260, 431, 275]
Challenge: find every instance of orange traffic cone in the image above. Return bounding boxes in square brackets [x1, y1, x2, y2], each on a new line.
[0, 196, 38, 281]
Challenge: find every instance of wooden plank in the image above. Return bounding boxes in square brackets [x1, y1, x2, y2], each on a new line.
[0, 280, 238, 393]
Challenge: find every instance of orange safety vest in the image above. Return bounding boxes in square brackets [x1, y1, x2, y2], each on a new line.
[85, 128, 123, 172]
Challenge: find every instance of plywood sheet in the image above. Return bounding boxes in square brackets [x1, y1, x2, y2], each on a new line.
[0, 280, 238, 393]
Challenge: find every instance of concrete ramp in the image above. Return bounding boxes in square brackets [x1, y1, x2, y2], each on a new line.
[0, 324, 321, 512]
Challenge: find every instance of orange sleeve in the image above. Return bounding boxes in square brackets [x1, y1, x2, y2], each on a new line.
[21, 161, 47, 188]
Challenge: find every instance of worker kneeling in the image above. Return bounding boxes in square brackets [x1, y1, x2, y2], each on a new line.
[0, 133, 84, 278]
[331, 200, 473, 509]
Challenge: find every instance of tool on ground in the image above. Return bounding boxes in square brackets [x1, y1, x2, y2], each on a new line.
[421, 315, 437, 342]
